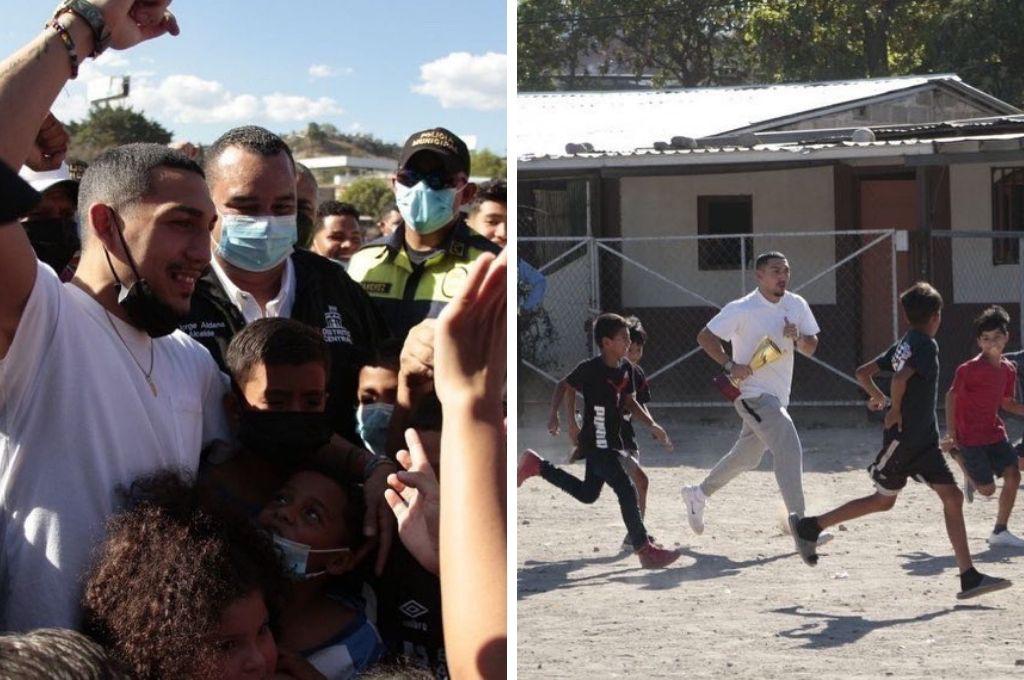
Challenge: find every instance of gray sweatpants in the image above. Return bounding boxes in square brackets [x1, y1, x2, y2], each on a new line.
[699, 393, 805, 516]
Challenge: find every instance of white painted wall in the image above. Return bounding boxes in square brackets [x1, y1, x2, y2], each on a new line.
[949, 162, 1024, 304]
[618, 166, 837, 307]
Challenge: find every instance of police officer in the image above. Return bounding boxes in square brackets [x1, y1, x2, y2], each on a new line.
[179, 125, 389, 445]
[347, 127, 501, 340]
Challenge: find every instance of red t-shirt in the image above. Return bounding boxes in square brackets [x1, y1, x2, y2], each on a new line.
[952, 355, 1017, 447]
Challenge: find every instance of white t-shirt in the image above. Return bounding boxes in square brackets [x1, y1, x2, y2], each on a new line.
[706, 289, 820, 407]
[0, 263, 229, 631]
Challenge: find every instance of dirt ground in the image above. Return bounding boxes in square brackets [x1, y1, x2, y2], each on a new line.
[517, 408, 1024, 680]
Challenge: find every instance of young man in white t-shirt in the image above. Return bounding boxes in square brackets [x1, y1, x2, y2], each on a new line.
[681, 252, 823, 564]
[0, 2, 229, 631]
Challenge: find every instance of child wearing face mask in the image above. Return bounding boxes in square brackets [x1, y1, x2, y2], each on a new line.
[356, 339, 402, 457]
[258, 463, 386, 679]
[200, 318, 395, 536]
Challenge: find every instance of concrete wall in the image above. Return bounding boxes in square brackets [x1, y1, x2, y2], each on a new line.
[775, 88, 999, 131]
[618, 166, 837, 307]
[948, 162, 1024, 304]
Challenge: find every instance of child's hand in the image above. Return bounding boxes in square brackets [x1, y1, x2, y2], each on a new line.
[434, 251, 507, 408]
[866, 393, 888, 412]
[384, 429, 440, 575]
[884, 407, 902, 432]
[547, 411, 560, 436]
[361, 454, 397, 576]
[400, 319, 437, 394]
[651, 423, 674, 451]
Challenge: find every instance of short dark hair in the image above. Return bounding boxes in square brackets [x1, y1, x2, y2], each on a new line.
[295, 162, 317, 184]
[367, 337, 403, 371]
[225, 318, 331, 387]
[974, 305, 1011, 337]
[284, 462, 366, 549]
[317, 200, 360, 222]
[593, 313, 629, 346]
[82, 471, 285, 680]
[468, 179, 506, 215]
[0, 629, 132, 679]
[755, 251, 788, 269]
[625, 315, 647, 345]
[377, 204, 400, 222]
[204, 126, 295, 183]
[77, 143, 204, 238]
[900, 282, 943, 326]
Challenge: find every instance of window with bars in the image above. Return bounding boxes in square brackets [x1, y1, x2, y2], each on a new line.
[991, 167, 1024, 265]
[697, 195, 753, 270]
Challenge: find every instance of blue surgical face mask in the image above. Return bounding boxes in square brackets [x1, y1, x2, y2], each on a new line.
[357, 402, 394, 456]
[272, 533, 350, 581]
[394, 181, 460, 235]
[216, 214, 296, 272]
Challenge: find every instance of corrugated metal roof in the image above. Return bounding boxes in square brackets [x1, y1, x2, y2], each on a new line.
[520, 131, 1024, 171]
[518, 74, 1018, 158]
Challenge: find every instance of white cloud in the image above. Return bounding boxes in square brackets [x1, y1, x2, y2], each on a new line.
[50, 57, 345, 129]
[412, 52, 506, 111]
[308, 64, 335, 79]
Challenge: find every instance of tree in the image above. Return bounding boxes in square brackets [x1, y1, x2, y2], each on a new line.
[518, 0, 752, 90]
[470, 149, 507, 179]
[341, 177, 395, 217]
[67, 105, 172, 162]
[744, 1, 940, 83]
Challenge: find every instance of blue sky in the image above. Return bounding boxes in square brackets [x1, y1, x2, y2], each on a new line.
[5, 1, 507, 154]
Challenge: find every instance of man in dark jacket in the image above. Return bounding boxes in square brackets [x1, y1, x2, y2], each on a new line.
[179, 126, 389, 445]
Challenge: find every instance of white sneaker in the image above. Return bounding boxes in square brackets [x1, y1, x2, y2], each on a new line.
[681, 485, 706, 535]
[988, 530, 1024, 547]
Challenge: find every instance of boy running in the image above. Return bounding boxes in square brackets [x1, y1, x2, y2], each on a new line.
[793, 283, 1011, 599]
[617, 316, 653, 549]
[942, 305, 1024, 546]
[517, 313, 679, 568]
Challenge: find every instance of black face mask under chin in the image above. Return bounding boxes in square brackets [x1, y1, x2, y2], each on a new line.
[23, 218, 80, 274]
[103, 213, 181, 338]
[236, 409, 334, 463]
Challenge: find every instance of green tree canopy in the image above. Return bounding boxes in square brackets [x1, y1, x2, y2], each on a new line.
[340, 177, 395, 217]
[470, 149, 507, 179]
[67, 105, 173, 162]
[518, 0, 1024, 108]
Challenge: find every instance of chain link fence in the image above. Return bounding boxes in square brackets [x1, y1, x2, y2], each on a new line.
[519, 230, 899, 408]
[928, 231, 1024, 393]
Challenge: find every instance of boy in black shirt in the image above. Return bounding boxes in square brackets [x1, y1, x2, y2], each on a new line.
[618, 316, 653, 550]
[793, 283, 1011, 599]
[517, 313, 679, 568]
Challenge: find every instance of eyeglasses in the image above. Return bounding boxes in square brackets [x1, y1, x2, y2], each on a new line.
[396, 168, 461, 191]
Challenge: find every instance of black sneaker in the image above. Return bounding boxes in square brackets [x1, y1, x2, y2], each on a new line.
[957, 573, 1012, 600]
[788, 513, 818, 566]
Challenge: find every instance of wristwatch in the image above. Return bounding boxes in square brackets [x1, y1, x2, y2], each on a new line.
[53, 0, 110, 57]
[723, 359, 735, 374]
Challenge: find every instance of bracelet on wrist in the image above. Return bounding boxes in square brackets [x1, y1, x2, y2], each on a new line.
[53, 0, 109, 58]
[46, 18, 79, 79]
[362, 453, 395, 481]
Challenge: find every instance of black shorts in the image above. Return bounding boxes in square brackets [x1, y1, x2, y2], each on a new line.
[961, 440, 1017, 487]
[868, 427, 955, 495]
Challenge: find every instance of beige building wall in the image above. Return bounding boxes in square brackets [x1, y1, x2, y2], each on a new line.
[949, 162, 1024, 304]
[618, 166, 837, 308]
